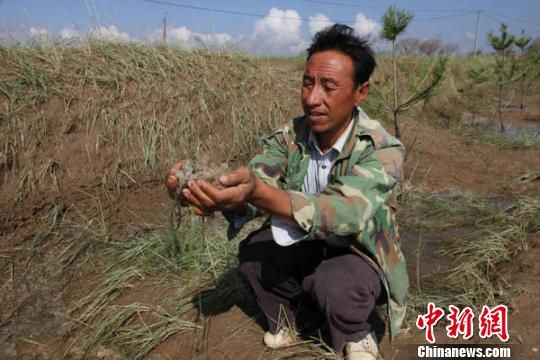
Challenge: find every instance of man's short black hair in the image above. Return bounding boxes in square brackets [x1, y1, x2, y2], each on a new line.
[307, 24, 376, 87]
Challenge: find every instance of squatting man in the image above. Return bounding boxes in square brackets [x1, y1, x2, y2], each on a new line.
[165, 24, 408, 360]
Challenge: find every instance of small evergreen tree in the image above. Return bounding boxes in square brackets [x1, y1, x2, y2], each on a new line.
[379, 6, 446, 139]
[514, 30, 532, 109]
[487, 23, 515, 132]
[380, 6, 413, 139]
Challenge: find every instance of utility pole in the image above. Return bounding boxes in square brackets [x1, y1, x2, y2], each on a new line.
[473, 10, 481, 57]
[162, 12, 168, 46]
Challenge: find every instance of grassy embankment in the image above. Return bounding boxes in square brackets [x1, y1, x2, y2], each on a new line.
[0, 42, 539, 358]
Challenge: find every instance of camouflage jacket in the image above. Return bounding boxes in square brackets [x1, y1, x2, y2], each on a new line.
[231, 107, 408, 340]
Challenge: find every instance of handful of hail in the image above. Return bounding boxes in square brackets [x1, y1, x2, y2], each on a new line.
[173, 158, 228, 205]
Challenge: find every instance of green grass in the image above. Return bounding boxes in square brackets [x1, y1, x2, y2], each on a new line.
[477, 131, 540, 149]
[448, 121, 540, 149]
[63, 211, 251, 358]
[69, 302, 200, 359]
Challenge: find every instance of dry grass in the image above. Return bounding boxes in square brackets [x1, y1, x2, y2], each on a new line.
[60, 189, 539, 357]
[60, 211, 253, 358]
[1, 42, 539, 358]
[1, 43, 301, 203]
[2, 43, 537, 203]
[400, 189, 539, 329]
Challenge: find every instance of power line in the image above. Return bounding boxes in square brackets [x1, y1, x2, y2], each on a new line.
[301, 0, 387, 11]
[485, 10, 540, 28]
[142, 0, 477, 25]
[141, 0, 352, 23]
[302, 0, 477, 14]
[302, 0, 492, 27]
[414, 11, 477, 22]
[135, 0, 540, 52]
[306, 0, 539, 32]
[304, 3, 540, 30]
[482, 12, 540, 35]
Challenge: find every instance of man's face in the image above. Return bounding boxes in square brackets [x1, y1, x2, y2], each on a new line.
[301, 50, 367, 137]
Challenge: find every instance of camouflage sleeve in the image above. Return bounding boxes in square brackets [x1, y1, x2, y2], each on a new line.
[223, 129, 290, 239]
[247, 129, 289, 189]
[289, 141, 403, 243]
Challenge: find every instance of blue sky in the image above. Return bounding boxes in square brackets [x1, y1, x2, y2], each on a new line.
[1, 0, 539, 54]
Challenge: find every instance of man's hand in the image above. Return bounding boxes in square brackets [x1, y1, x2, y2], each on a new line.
[182, 167, 256, 216]
[165, 160, 188, 199]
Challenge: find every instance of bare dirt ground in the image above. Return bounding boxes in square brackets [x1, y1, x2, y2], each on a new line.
[1, 107, 539, 359]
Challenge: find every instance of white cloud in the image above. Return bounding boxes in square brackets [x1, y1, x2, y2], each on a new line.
[29, 27, 49, 38]
[90, 25, 130, 42]
[168, 26, 192, 44]
[352, 13, 381, 39]
[309, 13, 334, 36]
[251, 7, 307, 55]
[465, 31, 476, 40]
[161, 26, 233, 48]
[60, 27, 82, 40]
[195, 33, 233, 47]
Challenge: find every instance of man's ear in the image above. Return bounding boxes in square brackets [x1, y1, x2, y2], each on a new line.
[354, 81, 369, 107]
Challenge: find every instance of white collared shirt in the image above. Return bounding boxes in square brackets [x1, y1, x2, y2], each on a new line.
[271, 119, 355, 246]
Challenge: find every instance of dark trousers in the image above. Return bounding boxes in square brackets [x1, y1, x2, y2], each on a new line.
[238, 228, 382, 353]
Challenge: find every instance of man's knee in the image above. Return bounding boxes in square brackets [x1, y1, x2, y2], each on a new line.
[237, 229, 282, 280]
[237, 237, 259, 279]
[238, 228, 275, 263]
[237, 236, 252, 263]
[303, 254, 381, 312]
